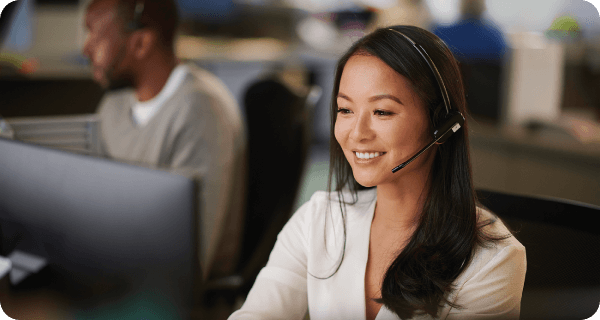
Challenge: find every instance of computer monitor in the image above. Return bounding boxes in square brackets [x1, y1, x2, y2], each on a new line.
[0, 137, 201, 319]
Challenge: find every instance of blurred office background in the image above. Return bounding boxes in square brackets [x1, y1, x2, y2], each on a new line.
[2, 0, 600, 208]
[1, 0, 600, 317]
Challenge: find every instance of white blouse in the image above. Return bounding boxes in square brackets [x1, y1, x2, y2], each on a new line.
[229, 189, 526, 320]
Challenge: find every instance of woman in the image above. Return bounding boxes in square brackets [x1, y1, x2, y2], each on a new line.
[229, 25, 526, 320]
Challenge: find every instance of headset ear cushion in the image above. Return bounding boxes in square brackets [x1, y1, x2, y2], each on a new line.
[433, 111, 464, 144]
[430, 102, 446, 128]
[127, 1, 144, 31]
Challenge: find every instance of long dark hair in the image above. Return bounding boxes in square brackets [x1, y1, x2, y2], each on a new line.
[326, 25, 509, 318]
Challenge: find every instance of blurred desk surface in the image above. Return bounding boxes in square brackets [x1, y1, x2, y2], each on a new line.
[469, 118, 600, 207]
[0, 281, 70, 320]
[470, 118, 600, 164]
[0, 260, 69, 319]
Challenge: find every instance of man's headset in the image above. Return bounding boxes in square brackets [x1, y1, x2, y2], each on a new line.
[127, 0, 145, 31]
[102, 0, 145, 90]
[388, 29, 465, 173]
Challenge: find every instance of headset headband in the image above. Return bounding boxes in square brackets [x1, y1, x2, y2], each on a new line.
[388, 29, 452, 115]
[129, 0, 145, 30]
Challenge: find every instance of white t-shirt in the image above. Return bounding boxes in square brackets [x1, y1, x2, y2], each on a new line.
[229, 188, 527, 320]
[131, 64, 189, 126]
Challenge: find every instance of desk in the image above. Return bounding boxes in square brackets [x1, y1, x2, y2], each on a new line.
[0, 257, 68, 319]
[0, 283, 70, 320]
[0, 271, 231, 320]
[470, 119, 600, 206]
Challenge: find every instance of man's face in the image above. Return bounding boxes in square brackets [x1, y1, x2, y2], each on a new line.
[83, 1, 132, 89]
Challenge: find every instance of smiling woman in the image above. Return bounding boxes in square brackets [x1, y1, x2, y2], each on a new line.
[334, 54, 434, 189]
[229, 26, 526, 320]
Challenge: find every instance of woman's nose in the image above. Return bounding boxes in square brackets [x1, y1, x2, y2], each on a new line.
[349, 111, 375, 142]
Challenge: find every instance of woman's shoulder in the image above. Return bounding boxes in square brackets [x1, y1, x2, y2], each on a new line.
[461, 207, 527, 280]
[442, 208, 527, 319]
[475, 207, 526, 259]
[445, 208, 527, 306]
[476, 207, 525, 250]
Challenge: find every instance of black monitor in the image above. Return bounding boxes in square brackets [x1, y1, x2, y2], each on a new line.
[0, 137, 201, 319]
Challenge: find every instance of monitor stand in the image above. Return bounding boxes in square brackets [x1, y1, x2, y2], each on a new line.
[4, 251, 47, 285]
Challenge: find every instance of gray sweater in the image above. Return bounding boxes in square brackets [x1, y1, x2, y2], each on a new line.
[97, 64, 247, 278]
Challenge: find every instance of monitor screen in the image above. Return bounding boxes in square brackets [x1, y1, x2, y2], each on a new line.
[0, 137, 201, 319]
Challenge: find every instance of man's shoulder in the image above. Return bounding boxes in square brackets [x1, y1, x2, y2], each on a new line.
[184, 63, 221, 84]
[178, 64, 243, 125]
[96, 88, 134, 115]
[165, 65, 220, 99]
[101, 87, 134, 101]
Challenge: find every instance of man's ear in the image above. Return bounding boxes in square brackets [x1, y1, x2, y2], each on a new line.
[130, 29, 156, 60]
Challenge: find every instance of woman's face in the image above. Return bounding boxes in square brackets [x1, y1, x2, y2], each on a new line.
[334, 54, 434, 188]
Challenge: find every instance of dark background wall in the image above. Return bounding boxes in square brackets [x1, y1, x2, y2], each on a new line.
[0, 78, 104, 117]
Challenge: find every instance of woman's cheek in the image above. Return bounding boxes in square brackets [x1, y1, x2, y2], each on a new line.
[334, 120, 345, 146]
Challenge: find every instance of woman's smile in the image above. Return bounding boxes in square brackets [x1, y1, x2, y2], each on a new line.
[353, 151, 387, 161]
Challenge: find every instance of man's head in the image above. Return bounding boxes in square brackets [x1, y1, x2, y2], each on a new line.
[460, 0, 486, 19]
[83, 0, 179, 89]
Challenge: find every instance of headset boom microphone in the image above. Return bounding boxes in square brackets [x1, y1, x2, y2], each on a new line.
[388, 29, 465, 173]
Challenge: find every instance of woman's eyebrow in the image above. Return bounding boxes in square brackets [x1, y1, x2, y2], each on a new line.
[369, 94, 403, 105]
[336, 92, 352, 102]
[337, 93, 403, 105]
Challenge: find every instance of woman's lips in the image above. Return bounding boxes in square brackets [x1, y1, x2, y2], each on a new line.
[354, 151, 386, 160]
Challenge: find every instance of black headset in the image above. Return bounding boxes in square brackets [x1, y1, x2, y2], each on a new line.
[127, 0, 145, 31]
[388, 28, 465, 173]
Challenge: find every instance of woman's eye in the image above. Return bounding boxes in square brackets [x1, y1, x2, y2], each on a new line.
[337, 108, 351, 114]
[374, 110, 393, 116]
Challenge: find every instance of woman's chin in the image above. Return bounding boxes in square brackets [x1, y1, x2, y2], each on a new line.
[353, 176, 378, 188]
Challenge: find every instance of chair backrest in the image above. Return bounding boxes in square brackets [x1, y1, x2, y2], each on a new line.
[5, 114, 100, 155]
[476, 189, 600, 320]
[459, 62, 504, 122]
[237, 78, 314, 294]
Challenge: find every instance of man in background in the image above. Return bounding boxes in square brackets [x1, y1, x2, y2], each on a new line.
[432, 0, 506, 63]
[432, 0, 506, 120]
[83, 0, 247, 279]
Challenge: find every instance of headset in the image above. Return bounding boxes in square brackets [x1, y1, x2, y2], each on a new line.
[127, 0, 145, 31]
[388, 29, 465, 173]
[102, 0, 145, 90]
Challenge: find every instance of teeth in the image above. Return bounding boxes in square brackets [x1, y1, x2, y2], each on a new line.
[355, 152, 383, 159]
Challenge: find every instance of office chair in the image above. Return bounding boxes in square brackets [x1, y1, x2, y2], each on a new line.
[459, 61, 504, 122]
[202, 77, 317, 304]
[5, 114, 100, 155]
[476, 189, 600, 320]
